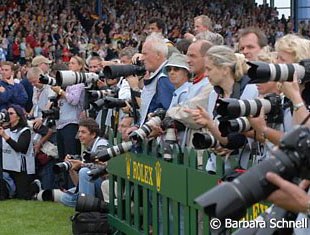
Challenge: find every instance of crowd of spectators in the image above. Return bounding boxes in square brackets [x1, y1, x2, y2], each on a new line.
[0, 0, 304, 66]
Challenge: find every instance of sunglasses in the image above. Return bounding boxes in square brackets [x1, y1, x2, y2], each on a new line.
[166, 67, 181, 72]
[8, 112, 16, 115]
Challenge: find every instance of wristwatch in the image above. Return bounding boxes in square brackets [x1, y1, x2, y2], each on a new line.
[293, 102, 304, 112]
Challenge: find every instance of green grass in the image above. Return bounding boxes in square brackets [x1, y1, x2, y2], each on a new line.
[0, 200, 74, 235]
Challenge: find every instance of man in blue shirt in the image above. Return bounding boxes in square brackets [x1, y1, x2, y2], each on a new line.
[0, 61, 28, 110]
[139, 34, 175, 125]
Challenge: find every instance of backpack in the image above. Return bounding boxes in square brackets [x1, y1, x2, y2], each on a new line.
[71, 212, 114, 235]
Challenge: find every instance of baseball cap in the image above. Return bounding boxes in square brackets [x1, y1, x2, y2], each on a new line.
[32, 55, 52, 66]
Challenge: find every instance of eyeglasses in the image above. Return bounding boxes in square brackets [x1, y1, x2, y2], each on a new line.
[166, 67, 181, 72]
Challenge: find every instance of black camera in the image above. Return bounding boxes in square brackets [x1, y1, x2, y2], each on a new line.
[192, 132, 219, 149]
[76, 193, 108, 213]
[130, 108, 166, 143]
[41, 107, 59, 120]
[247, 59, 310, 84]
[195, 126, 310, 220]
[53, 154, 82, 174]
[103, 64, 146, 80]
[216, 93, 282, 120]
[219, 117, 251, 137]
[41, 96, 60, 127]
[90, 97, 128, 110]
[0, 110, 9, 124]
[55, 71, 99, 87]
[39, 74, 57, 86]
[84, 141, 133, 163]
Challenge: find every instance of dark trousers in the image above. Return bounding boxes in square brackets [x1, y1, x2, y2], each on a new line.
[56, 123, 81, 160]
[56, 123, 81, 189]
[7, 171, 35, 200]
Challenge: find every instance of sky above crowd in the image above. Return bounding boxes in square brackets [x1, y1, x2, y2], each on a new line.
[256, 0, 291, 17]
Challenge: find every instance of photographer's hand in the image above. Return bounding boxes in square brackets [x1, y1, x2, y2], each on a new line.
[184, 105, 212, 127]
[247, 109, 267, 142]
[33, 117, 43, 129]
[281, 72, 302, 103]
[266, 172, 310, 213]
[65, 155, 83, 171]
[0, 126, 10, 141]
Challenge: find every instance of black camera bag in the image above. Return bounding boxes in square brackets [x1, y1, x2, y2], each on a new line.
[71, 212, 113, 235]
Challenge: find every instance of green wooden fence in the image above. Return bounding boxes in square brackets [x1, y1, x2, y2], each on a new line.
[106, 139, 269, 235]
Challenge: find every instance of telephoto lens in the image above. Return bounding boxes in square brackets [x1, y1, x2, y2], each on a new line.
[86, 142, 133, 163]
[247, 59, 310, 84]
[163, 128, 178, 161]
[192, 132, 219, 149]
[53, 155, 81, 173]
[103, 64, 146, 79]
[39, 74, 57, 86]
[218, 117, 251, 137]
[130, 108, 167, 143]
[195, 126, 310, 221]
[87, 87, 119, 99]
[216, 93, 282, 119]
[91, 97, 128, 110]
[56, 71, 99, 87]
[53, 161, 72, 174]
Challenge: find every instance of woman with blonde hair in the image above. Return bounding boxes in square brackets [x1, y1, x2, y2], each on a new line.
[186, 45, 258, 172]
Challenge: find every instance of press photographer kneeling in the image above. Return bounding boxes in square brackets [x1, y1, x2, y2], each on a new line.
[0, 105, 37, 200]
[37, 118, 109, 207]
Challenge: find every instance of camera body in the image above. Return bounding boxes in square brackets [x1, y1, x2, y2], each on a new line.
[41, 96, 60, 127]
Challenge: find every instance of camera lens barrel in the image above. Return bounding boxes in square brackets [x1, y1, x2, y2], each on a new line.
[192, 132, 218, 149]
[53, 161, 72, 174]
[56, 71, 99, 87]
[247, 61, 306, 83]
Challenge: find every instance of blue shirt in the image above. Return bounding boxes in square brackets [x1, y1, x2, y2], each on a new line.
[169, 81, 191, 108]
[0, 80, 28, 110]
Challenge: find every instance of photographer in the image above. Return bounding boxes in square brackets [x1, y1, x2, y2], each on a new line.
[185, 46, 258, 170]
[0, 104, 37, 199]
[51, 56, 85, 188]
[166, 40, 213, 149]
[124, 34, 175, 139]
[248, 34, 310, 145]
[27, 67, 57, 189]
[59, 118, 109, 207]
